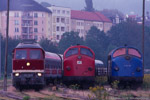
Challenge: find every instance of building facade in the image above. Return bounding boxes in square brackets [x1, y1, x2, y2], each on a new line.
[71, 10, 112, 38]
[47, 6, 71, 42]
[0, 0, 52, 41]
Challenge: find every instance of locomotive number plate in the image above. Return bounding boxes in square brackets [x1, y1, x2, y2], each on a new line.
[77, 61, 82, 64]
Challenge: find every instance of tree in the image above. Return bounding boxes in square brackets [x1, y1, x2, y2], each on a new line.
[85, 26, 109, 63]
[108, 20, 142, 49]
[1, 37, 21, 75]
[39, 38, 58, 53]
[58, 31, 84, 53]
[84, 0, 95, 12]
[100, 9, 124, 21]
[40, 2, 51, 7]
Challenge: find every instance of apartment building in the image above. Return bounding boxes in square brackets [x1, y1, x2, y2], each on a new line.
[71, 10, 112, 38]
[0, 0, 52, 41]
[47, 6, 71, 42]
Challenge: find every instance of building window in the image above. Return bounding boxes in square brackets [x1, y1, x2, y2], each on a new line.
[61, 27, 65, 31]
[66, 18, 69, 24]
[57, 10, 60, 14]
[42, 20, 44, 24]
[57, 26, 59, 31]
[34, 13, 38, 18]
[67, 11, 70, 14]
[15, 28, 19, 32]
[42, 28, 44, 32]
[34, 28, 38, 33]
[53, 9, 56, 13]
[14, 20, 19, 25]
[61, 18, 65, 23]
[34, 21, 38, 25]
[77, 22, 80, 26]
[77, 29, 80, 32]
[62, 10, 65, 14]
[14, 12, 19, 17]
[57, 18, 59, 23]
[57, 35, 59, 40]
[35, 35, 38, 40]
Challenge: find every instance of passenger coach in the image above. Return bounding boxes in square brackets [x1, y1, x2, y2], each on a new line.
[107, 46, 143, 85]
[44, 52, 62, 84]
[63, 45, 95, 86]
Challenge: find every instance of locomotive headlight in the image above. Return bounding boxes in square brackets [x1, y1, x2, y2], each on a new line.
[37, 73, 42, 77]
[114, 67, 119, 71]
[26, 62, 30, 66]
[136, 67, 141, 72]
[66, 66, 71, 71]
[15, 73, 19, 77]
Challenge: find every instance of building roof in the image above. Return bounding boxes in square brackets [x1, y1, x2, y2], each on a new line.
[0, 0, 51, 13]
[71, 10, 111, 22]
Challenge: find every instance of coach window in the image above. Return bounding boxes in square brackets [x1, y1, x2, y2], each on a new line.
[80, 48, 93, 57]
[30, 49, 41, 59]
[65, 48, 78, 57]
[113, 48, 126, 57]
[15, 50, 27, 59]
[128, 48, 141, 58]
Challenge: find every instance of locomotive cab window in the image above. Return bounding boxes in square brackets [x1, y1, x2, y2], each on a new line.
[65, 48, 78, 57]
[128, 48, 141, 58]
[15, 49, 27, 59]
[113, 48, 126, 57]
[30, 49, 42, 59]
[80, 48, 93, 57]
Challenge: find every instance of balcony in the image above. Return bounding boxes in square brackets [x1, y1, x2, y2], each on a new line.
[22, 16, 33, 20]
[22, 23, 33, 27]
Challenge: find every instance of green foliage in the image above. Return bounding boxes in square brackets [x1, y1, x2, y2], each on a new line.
[69, 84, 80, 90]
[111, 80, 119, 89]
[108, 20, 142, 48]
[84, 0, 95, 12]
[23, 96, 30, 100]
[95, 76, 108, 85]
[58, 31, 84, 53]
[85, 26, 109, 63]
[1, 36, 20, 75]
[142, 74, 150, 90]
[89, 86, 109, 100]
[100, 9, 124, 19]
[41, 2, 51, 7]
[39, 38, 58, 53]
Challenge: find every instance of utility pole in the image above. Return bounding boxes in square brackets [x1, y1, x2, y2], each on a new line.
[4, 0, 10, 91]
[0, 34, 1, 78]
[142, 0, 145, 74]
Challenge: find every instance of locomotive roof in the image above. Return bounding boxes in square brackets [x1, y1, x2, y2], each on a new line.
[64, 45, 95, 55]
[95, 60, 104, 65]
[15, 42, 43, 49]
[108, 46, 141, 56]
[45, 52, 61, 60]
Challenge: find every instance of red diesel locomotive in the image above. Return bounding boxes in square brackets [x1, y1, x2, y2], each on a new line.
[12, 40, 45, 90]
[63, 45, 95, 86]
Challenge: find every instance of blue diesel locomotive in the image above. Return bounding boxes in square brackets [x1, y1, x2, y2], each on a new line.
[107, 46, 143, 85]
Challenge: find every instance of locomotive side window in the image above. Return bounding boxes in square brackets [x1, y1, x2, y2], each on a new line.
[80, 48, 93, 57]
[65, 48, 78, 57]
[15, 50, 27, 59]
[113, 48, 126, 57]
[128, 48, 141, 58]
[30, 50, 41, 59]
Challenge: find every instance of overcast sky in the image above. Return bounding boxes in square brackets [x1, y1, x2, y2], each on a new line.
[35, 0, 150, 16]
